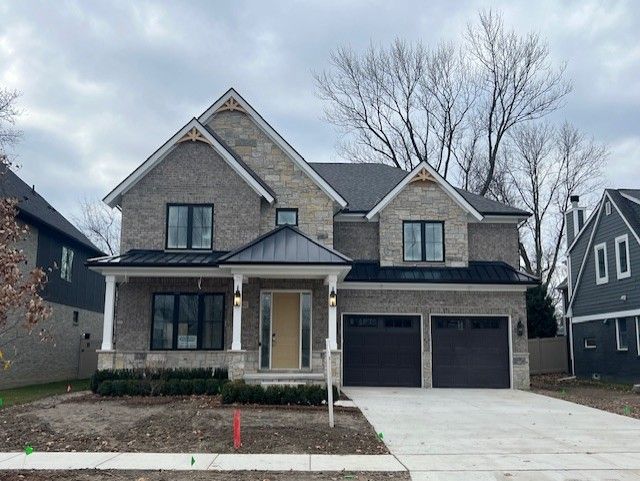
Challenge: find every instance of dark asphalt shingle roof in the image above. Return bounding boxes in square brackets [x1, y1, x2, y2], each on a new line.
[310, 162, 529, 216]
[220, 225, 351, 264]
[86, 249, 227, 267]
[1, 167, 103, 254]
[609, 189, 640, 237]
[345, 261, 539, 285]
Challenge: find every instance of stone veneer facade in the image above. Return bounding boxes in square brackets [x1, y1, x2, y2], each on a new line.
[378, 181, 469, 267]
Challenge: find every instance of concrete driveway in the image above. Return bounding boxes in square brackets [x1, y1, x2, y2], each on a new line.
[344, 387, 640, 481]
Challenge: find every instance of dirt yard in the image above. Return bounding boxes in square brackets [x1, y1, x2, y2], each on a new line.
[0, 393, 387, 454]
[1, 471, 409, 481]
[531, 373, 640, 419]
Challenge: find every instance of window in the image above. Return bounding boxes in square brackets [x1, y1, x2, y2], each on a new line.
[437, 318, 464, 330]
[615, 234, 631, 279]
[166, 204, 213, 250]
[151, 293, 225, 350]
[403, 221, 444, 262]
[584, 337, 596, 349]
[636, 317, 640, 357]
[616, 318, 629, 351]
[72, 310, 79, 326]
[60, 246, 74, 282]
[276, 208, 298, 226]
[605, 201, 612, 215]
[594, 242, 608, 284]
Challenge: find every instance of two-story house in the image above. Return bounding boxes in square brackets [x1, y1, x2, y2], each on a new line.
[1, 167, 105, 388]
[562, 191, 640, 383]
[88, 88, 537, 389]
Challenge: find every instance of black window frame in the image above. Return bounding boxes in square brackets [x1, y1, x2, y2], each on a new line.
[275, 208, 298, 226]
[150, 292, 225, 351]
[402, 220, 445, 262]
[165, 203, 214, 251]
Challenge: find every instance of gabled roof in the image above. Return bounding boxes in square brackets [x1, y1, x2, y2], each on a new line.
[1, 167, 103, 255]
[345, 261, 538, 285]
[311, 162, 530, 217]
[365, 161, 484, 221]
[219, 225, 351, 265]
[103, 118, 276, 208]
[198, 88, 347, 208]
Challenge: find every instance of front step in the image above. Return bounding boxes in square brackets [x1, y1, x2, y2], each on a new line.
[243, 372, 325, 386]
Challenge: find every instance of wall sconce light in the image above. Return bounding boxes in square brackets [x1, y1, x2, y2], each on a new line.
[233, 287, 242, 307]
[329, 288, 337, 308]
[516, 319, 524, 337]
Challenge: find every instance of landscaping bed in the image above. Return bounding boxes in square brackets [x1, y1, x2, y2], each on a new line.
[531, 373, 640, 419]
[0, 471, 409, 481]
[0, 392, 387, 454]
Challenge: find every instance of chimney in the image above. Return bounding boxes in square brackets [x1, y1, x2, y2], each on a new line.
[566, 195, 585, 248]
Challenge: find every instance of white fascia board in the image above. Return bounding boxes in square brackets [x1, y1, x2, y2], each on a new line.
[572, 308, 640, 324]
[339, 282, 529, 292]
[199, 88, 347, 207]
[365, 161, 484, 221]
[103, 118, 275, 208]
[228, 264, 351, 279]
[608, 191, 640, 247]
[567, 200, 600, 252]
[620, 192, 640, 205]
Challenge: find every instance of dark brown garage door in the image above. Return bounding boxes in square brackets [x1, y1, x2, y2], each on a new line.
[343, 314, 421, 387]
[431, 316, 510, 388]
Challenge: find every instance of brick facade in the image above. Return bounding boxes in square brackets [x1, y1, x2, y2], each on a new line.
[378, 181, 469, 267]
[468, 222, 520, 268]
[207, 111, 334, 246]
[334, 221, 379, 260]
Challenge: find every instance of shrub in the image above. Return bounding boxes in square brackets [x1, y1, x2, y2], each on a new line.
[193, 379, 206, 395]
[205, 379, 222, 395]
[97, 380, 112, 396]
[221, 381, 339, 406]
[213, 367, 229, 381]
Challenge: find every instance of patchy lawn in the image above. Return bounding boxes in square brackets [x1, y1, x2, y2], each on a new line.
[1, 471, 409, 481]
[0, 379, 89, 407]
[0, 393, 387, 454]
[531, 373, 640, 419]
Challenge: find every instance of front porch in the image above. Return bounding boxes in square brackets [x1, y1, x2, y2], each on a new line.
[89, 226, 351, 386]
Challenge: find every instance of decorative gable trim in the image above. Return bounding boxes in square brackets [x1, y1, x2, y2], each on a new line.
[365, 161, 484, 221]
[199, 88, 348, 208]
[103, 118, 275, 208]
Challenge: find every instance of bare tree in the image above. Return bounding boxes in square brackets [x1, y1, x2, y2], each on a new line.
[74, 198, 121, 255]
[0, 89, 22, 153]
[315, 39, 475, 174]
[467, 10, 572, 195]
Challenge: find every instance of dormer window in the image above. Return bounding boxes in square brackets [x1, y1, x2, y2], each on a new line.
[403, 221, 444, 262]
[276, 208, 298, 226]
[166, 204, 213, 250]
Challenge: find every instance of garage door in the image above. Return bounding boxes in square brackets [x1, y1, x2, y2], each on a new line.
[431, 316, 510, 388]
[343, 314, 421, 387]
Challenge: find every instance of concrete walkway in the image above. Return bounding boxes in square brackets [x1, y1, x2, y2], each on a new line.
[344, 387, 640, 481]
[0, 452, 406, 472]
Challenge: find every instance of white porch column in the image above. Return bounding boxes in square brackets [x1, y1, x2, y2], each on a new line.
[327, 274, 338, 350]
[101, 275, 116, 351]
[231, 274, 243, 351]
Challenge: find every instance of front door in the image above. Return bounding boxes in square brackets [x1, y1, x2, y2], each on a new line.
[271, 292, 300, 369]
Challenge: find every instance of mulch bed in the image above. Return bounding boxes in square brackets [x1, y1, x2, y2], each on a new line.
[0, 471, 409, 481]
[0, 393, 387, 454]
[531, 373, 640, 419]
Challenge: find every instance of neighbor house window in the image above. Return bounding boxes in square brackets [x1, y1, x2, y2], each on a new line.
[60, 246, 74, 282]
[151, 293, 225, 350]
[584, 337, 596, 349]
[276, 208, 298, 226]
[615, 234, 631, 279]
[403, 221, 444, 262]
[605, 201, 612, 215]
[616, 318, 629, 351]
[166, 204, 213, 250]
[636, 317, 640, 356]
[594, 242, 608, 285]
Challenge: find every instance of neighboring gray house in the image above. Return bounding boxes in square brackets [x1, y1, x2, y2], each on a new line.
[561, 191, 640, 383]
[0, 168, 105, 388]
[88, 88, 538, 390]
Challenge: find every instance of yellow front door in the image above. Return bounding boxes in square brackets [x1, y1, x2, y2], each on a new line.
[271, 292, 300, 369]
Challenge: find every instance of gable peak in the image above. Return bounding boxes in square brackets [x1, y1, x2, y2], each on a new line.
[410, 167, 437, 184]
[177, 126, 211, 146]
[215, 96, 246, 114]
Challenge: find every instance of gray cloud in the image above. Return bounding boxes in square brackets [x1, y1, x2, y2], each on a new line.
[0, 0, 638, 219]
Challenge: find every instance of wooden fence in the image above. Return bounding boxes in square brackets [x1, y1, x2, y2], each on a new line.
[528, 337, 569, 375]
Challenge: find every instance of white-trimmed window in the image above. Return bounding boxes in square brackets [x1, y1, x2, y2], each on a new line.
[594, 242, 608, 285]
[636, 317, 640, 356]
[616, 318, 629, 351]
[605, 201, 612, 215]
[584, 337, 596, 349]
[615, 234, 631, 279]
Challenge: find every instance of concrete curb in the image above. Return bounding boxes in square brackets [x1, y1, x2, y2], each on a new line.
[0, 452, 406, 472]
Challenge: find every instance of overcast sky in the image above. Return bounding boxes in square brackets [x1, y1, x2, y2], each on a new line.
[0, 0, 638, 220]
